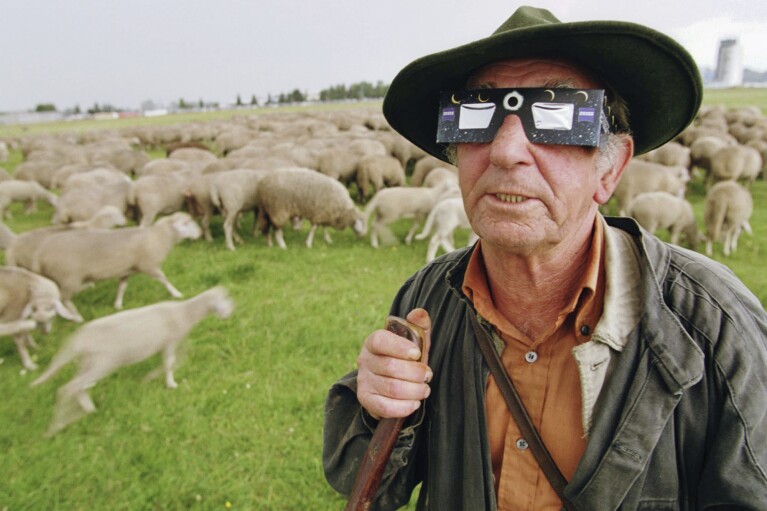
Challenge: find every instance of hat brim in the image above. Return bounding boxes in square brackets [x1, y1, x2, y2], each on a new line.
[383, 20, 702, 160]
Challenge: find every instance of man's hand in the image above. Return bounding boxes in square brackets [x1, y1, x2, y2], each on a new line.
[356, 308, 433, 420]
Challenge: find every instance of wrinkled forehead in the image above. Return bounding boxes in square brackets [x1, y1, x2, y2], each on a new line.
[467, 57, 605, 90]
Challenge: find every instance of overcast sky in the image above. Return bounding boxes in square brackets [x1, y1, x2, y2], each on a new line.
[2, 0, 766, 112]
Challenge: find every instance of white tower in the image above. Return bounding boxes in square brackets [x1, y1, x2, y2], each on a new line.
[713, 39, 744, 87]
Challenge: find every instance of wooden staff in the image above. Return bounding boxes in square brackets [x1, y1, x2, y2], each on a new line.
[344, 316, 429, 511]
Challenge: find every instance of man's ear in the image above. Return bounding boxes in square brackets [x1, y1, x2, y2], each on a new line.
[594, 134, 634, 205]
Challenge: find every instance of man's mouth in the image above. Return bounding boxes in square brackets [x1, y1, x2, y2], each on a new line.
[495, 193, 528, 203]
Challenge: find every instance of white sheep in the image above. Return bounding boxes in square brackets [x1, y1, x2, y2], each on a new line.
[0, 140, 9, 163]
[624, 191, 700, 248]
[183, 172, 222, 242]
[31, 212, 202, 318]
[612, 159, 688, 215]
[704, 181, 753, 257]
[31, 286, 234, 436]
[53, 169, 132, 224]
[0, 267, 80, 370]
[0, 180, 58, 218]
[255, 167, 365, 249]
[209, 168, 272, 250]
[363, 180, 461, 248]
[354, 154, 406, 202]
[422, 167, 459, 189]
[0, 219, 15, 250]
[708, 144, 763, 188]
[128, 169, 200, 227]
[414, 196, 478, 262]
[6, 205, 127, 271]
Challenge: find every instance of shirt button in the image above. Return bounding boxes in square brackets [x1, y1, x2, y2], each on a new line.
[515, 438, 529, 451]
[524, 351, 538, 363]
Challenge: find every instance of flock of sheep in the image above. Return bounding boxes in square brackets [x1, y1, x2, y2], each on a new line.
[612, 103, 765, 256]
[0, 102, 764, 434]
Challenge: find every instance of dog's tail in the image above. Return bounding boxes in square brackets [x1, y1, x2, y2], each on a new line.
[30, 340, 77, 387]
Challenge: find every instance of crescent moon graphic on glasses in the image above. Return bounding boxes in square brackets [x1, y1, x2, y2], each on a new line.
[576, 91, 589, 102]
[451, 94, 461, 104]
[544, 89, 555, 100]
[477, 93, 489, 103]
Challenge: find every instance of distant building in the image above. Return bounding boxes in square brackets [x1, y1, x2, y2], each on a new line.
[712, 38, 744, 87]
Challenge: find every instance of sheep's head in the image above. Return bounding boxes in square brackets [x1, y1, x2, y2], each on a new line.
[170, 213, 203, 241]
[21, 298, 81, 332]
[206, 286, 235, 319]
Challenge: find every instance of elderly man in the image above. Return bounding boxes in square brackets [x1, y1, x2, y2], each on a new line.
[324, 6, 767, 510]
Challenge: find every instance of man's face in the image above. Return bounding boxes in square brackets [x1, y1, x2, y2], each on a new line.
[456, 57, 619, 257]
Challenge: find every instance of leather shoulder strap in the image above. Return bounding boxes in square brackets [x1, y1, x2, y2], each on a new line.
[469, 313, 577, 511]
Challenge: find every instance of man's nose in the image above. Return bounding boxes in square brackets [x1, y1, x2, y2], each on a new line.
[488, 114, 533, 168]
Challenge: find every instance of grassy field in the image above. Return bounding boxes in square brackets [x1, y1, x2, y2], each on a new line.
[0, 89, 765, 510]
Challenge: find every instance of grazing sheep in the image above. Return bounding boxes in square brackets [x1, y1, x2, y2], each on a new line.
[0, 267, 80, 370]
[135, 158, 190, 177]
[256, 167, 365, 249]
[411, 156, 457, 186]
[636, 141, 691, 171]
[53, 169, 132, 224]
[745, 139, 767, 180]
[422, 167, 459, 189]
[13, 160, 60, 189]
[0, 141, 9, 162]
[414, 196, 478, 262]
[624, 191, 700, 248]
[363, 180, 461, 248]
[31, 212, 202, 318]
[689, 135, 732, 179]
[6, 205, 127, 270]
[355, 154, 406, 202]
[128, 170, 199, 227]
[31, 286, 235, 436]
[0, 180, 58, 218]
[183, 172, 223, 242]
[704, 181, 753, 257]
[612, 159, 688, 215]
[168, 147, 218, 165]
[0, 219, 15, 250]
[209, 169, 272, 250]
[709, 144, 763, 188]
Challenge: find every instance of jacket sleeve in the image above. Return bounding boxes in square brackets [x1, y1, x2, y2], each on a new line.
[322, 275, 428, 511]
[322, 369, 426, 511]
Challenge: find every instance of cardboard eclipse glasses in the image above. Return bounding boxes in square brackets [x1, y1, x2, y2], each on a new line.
[436, 88, 613, 147]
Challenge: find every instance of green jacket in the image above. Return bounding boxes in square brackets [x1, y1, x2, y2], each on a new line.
[323, 217, 767, 510]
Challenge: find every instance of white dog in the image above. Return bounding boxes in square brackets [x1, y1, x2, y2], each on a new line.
[31, 286, 234, 436]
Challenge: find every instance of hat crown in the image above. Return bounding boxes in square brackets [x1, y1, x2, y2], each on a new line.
[492, 6, 561, 35]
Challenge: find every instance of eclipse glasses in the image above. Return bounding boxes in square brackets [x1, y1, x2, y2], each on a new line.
[436, 88, 614, 148]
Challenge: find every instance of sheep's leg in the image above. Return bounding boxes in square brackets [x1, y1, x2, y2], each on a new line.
[163, 346, 178, 389]
[24, 199, 38, 214]
[306, 225, 317, 249]
[223, 213, 237, 251]
[370, 224, 380, 249]
[323, 228, 333, 245]
[25, 332, 41, 350]
[274, 228, 287, 250]
[201, 212, 213, 242]
[670, 227, 681, 246]
[705, 238, 714, 257]
[426, 236, 440, 263]
[404, 221, 421, 245]
[114, 278, 129, 309]
[13, 334, 38, 370]
[63, 299, 85, 323]
[145, 269, 183, 298]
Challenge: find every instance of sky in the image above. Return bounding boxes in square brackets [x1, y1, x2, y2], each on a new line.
[2, 0, 766, 113]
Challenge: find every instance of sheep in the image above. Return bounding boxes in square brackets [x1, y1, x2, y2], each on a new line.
[636, 141, 691, 171]
[0, 140, 9, 162]
[0, 219, 15, 250]
[128, 169, 199, 227]
[6, 205, 127, 270]
[624, 191, 700, 248]
[30, 286, 234, 436]
[183, 172, 223, 242]
[0, 180, 58, 218]
[13, 160, 61, 189]
[355, 154, 406, 202]
[363, 180, 461, 248]
[689, 135, 732, 179]
[30, 212, 202, 318]
[209, 168, 272, 250]
[704, 181, 753, 257]
[255, 167, 365, 249]
[745, 139, 767, 181]
[709, 144, 763, 188]
[53, 168, 133, 224]
[411, 155, 457, 186]
[611, 159, 688, 215]
[422, 167, 459, 189]
[0, 267, 80, 370]
[414, 196, 478, 262]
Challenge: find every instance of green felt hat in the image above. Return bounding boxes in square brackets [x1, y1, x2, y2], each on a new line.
[382, 5, 702, 160]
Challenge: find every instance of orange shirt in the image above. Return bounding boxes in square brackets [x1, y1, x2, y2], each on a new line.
[462, 219, 606, 511]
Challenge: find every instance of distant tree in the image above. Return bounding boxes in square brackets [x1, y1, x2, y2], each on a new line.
[179, 98, 191, 109]
[266, 93, 274, 105]
[199, 98, 204, 108]
[236, 94, 243, 106]
[34, 103, 56, 112]
[88, 103, 102, 114]
[73, 104, 81, 114]
[250, 94, 258, 106]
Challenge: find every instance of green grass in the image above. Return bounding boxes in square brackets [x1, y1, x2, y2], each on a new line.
[0, 88, 765, 510]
